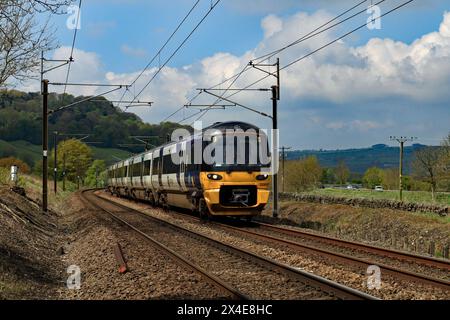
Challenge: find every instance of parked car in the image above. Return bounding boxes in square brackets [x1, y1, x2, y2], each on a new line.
[374, 185, 383, 191]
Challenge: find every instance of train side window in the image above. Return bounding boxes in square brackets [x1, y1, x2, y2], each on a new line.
[133, 163, 140, 177]
[162, 154, 178, 174]
[143, 160, 151, 176]
[152, 157, 159, 175]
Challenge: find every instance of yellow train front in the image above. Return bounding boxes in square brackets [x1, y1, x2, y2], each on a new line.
[107, 121, 271, 218]
[200, 170, 270, 217]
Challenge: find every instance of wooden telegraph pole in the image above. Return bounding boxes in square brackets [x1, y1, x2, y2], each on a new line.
[390, 136, 417, 201]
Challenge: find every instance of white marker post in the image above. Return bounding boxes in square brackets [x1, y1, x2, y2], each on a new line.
[10, 165, 18, 187]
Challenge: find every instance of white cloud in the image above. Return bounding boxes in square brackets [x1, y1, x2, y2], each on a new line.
[16, 10, 450, 148]
[261, 15, 283, 39]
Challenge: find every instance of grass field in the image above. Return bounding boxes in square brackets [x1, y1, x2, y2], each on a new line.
[300, 188, 450, 206]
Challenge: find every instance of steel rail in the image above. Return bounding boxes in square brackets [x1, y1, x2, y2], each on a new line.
[216, 221, 450, 291]
[255, 222, 450, 272]
[145, 207, 450, 291]
[91, 192, 378, 300]
[80, 190, 248, 300]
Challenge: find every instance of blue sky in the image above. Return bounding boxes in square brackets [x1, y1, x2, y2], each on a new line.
[52, 0, 449, 72]
[31, 0, 450, 149]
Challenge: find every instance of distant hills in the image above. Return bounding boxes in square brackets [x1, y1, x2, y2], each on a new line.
[286, 143, 428, 174]
[0, 89, 190, 149]
[0, 89, 190, 166]
[0, 89, 433, 173]
[0, 139, 132, 167]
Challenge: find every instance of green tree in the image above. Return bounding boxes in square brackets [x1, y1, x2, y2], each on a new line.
[0, 156, 30, 174]
[320, 168, 336, 185]
[285, 156, 322, 192]
[335, 160, 350, 185]
[53, 139, 93, 183]
[381, 168, 398, 190]
[85, 160, 106, 187]
[363, 167, 383, 189]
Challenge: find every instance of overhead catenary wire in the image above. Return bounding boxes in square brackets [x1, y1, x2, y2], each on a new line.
[189, 63, 251, 124]
[168, 0, 378, 123]
[48, 86, 123, 115]
[282, 1, 414, 71]
[128, 0, 221, 107]
[252, 0, 378, 63]
[161, 90, 203, 122]
[116, 0, 202, 108]
[200, 0, 374, 92]
[197, 0, 414, 117]
[62, 0, 82, 97]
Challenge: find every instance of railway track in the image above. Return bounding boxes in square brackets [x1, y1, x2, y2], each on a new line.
[80, 190, 247, 300]
[254, 222, 450, 272]
[83, 190, 377, 300]
[96, 192, 450, 293]
[218, 220, 450, 291]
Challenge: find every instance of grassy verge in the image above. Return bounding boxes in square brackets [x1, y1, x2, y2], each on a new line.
[297, 188, 450, 206]
[263, 200, 449, 257]
[1, 167, 79, 211]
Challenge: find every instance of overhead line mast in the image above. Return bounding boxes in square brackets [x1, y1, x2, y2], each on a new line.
[171, 0, 374, 123]
[390, 136, 418, 201]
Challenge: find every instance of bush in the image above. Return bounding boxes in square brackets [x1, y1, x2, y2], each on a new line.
[0, 167, 9, 185]
[0, 156, 31, 174]
[0, 166, 26, 187]
[363, 167, 383, 189]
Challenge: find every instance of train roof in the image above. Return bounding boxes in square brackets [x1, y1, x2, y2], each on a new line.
[108, 121, 261, 169]
[203, 121, 261, 131]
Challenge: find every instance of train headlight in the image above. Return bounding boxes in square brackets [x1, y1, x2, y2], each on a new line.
[256, 174, 269, 180]
[207, 174, 223, 180]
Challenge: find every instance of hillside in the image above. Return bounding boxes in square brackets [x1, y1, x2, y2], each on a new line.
[0, 89, 190, 166]
[0, 89, 434, 173]
[0, 139, 132, 167]
[286, 144, 428, 174]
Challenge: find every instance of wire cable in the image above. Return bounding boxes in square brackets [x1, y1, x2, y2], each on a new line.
[252, 0, 375, 63]
[62, 0, 82, 97]
[198, 0, 373, 95]
[129, 0, 221, 107]
[116, 0, 201, 108]
[206, 0, 414, 111]
[170, 0, 376, 123]
[161, 90, 202, 122]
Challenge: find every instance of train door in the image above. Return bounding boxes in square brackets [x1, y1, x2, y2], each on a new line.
[139, 155, 144, 187]
[179, 141, 187, 192]
[143, 152, 152, 188]
[158, 148, 163, 189]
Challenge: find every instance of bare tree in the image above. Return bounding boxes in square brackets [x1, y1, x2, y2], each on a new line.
[412, 147, 443, 201]
[0, 0, 70, 87]
[440, 132, 450, 181]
